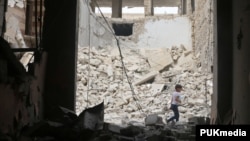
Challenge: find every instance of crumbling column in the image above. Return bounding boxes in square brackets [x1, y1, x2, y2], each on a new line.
[112, 0, 122, 18]
[144, 0, 154, 16]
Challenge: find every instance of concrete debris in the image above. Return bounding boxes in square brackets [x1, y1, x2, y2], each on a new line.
[134, 70, 159, 86]
[74, 101, 104, 131]
[76, 46, 213, 125]
[0, 105, 208, 141]
[141, 48, 173, 71]
[150, 84, 165, 95]
[19, 52, 34, 71]
[145, 114, 163, 126]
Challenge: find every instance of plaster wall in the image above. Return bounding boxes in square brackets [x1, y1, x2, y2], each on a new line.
[193, 0, 214, 73]
[78, 0, 114, 48]
[79, 0, 192, 50]
[136, 17, 192, 49]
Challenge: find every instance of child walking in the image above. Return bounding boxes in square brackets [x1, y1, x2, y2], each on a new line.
[166, 84, 183, 124]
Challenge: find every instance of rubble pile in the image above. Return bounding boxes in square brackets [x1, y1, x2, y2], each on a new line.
[76, 46, 212, 124]
[2, 104, 208, 141]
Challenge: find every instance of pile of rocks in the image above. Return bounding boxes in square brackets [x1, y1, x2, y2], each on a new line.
[8, 105, 208, 141]
[76, 46, 212, 125]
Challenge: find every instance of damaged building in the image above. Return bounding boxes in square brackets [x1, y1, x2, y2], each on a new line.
[0, 0, 250, 141]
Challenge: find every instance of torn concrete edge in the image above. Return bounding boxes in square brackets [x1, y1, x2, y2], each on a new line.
[134, 70, 159, 86]
[73, 101, 104, 131]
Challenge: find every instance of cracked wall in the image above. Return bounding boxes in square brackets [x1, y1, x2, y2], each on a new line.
[193, 0, 214, 73]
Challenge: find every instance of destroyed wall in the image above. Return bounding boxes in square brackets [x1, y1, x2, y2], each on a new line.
[0, 49, 47, 136]
[0, 1, 45, 135]
[193, 0, 214, 73]
[131, 16, 192, 49]
[79, 0, 193, 50]
[78, 0, 114, 48]
[77, 0, 213, 125]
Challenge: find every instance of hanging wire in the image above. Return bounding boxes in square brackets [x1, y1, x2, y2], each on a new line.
[93, 1, 144, 114]
[80, 0, 144, 113]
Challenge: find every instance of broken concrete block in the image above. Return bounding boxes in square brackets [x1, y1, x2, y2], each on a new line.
[145, 114, 163, 126]
[74, 101, 104, 131]
[90, 58, 102, 66]
[103, 123, 123, 134]
[184, 50, 192, 56]
[144, 48, 173, 71]
[19, 52, 34, 68]
[107, 64, 113, 76]
[150, 84, 165, 95]
[180, 44, 187, 51]
[134, 71, 159, 86]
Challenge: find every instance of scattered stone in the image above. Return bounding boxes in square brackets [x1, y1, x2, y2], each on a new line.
[76, 46, 213, 125]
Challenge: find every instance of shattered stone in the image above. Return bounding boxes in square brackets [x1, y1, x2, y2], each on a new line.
[145, 114, 163, 126]
[76, 47, 213, 124]
[74, 101, 104, 131]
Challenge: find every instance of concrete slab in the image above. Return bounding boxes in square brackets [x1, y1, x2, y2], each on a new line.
[134, 70, 159, 86]
[143, 48, 173, 71]
[150, 84, 165, 95]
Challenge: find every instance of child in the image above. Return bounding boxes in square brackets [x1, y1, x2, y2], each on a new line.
[166, 84, 183, 124]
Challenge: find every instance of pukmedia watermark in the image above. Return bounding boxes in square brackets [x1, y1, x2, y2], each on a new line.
[200, 129, 247, 137]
